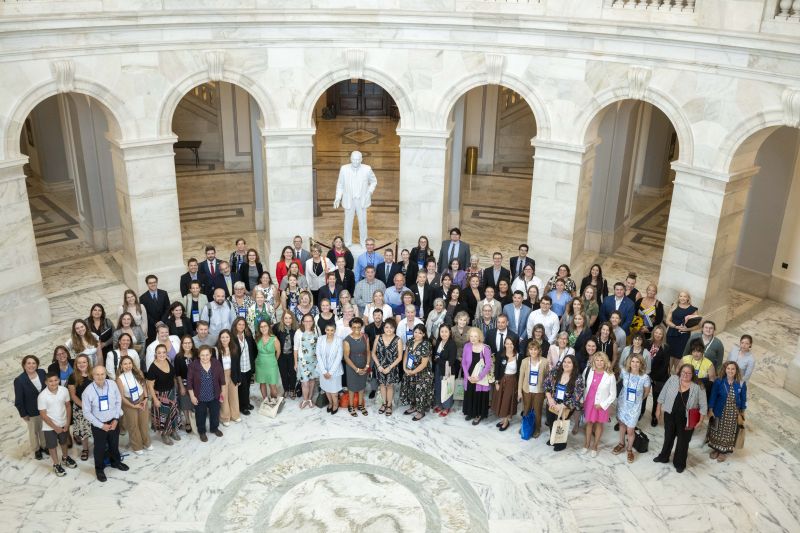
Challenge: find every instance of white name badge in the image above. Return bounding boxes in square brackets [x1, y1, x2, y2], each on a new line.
[529, 370, 539, 387]
[406, 355, 416, 370]
[192, 310, 200, 323]
[555, 384, 566, 401]
[238, 307, 247, 318]
[626, 387, 637, 403]
[130, 384, 140, 402]
[99, 396, 110, 412]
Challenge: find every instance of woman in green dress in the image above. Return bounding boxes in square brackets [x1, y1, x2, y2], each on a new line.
[255, 320, 281, 403]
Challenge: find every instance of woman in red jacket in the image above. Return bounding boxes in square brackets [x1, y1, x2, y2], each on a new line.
[275, 246, 303, 286]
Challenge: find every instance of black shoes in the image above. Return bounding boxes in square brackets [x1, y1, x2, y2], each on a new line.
[35, 449, 44, 460]
[369, 390, 376, 399]
[652, 455, 669, 463]
[111, 462, 129, 471]
[199, 433, 208, 442]
[241, 409, 251, 416]
[96, 469, 107, 482]
[213, 430, 224, 437]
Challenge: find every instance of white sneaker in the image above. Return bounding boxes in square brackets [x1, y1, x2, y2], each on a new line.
[222, 421, 231, 427]
[233, 418, 241, 423]
[591, 450, 598, 458]
[581, 447, 590, 455]
[145, 445, 154, 451]
[134, 450, 144, 456]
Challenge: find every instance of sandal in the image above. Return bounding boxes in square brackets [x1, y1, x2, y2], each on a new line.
[627, 450, 635, 464]
[709, 451, 719, 459]
[612, 443, 625, 455]
[717, 454, 728, 462]
[378, 404, 387, 414]
[80, 449, 89, 461]
[385, 406, 392, 416]
[412, 413, 426, 421]
[349, 406, 357, 417]
[359, 405, 368, 416]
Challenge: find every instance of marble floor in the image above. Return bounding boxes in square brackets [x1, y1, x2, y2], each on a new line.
[6, 150, 800, 532]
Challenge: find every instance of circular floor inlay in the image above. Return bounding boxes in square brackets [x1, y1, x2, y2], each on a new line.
[204, 438, 488, 533]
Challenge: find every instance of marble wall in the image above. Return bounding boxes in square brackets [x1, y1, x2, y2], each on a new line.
[0, 7, 798, 344]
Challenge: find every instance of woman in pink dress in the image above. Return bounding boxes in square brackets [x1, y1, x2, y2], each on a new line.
[581, 352, 617, 457]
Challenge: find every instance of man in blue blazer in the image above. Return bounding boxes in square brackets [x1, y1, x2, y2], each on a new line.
[599, 282, 635, 334]
[502, 291, 531, 341]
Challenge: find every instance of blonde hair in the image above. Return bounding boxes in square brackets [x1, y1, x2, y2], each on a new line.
[592, 351, 613, 374]
[625, 353, 646, 375]
[467, 326, 484, 343]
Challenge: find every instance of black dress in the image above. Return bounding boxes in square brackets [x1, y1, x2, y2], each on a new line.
[463, 350, 490, 418]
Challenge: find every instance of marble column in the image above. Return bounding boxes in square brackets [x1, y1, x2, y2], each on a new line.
[397, 130, 449, 253]
[658, 164, 756, 330]
[262, 129, 315, 267]
[108, 137, 185, 295]
[0, 158, 52, 343]
[527, 139, 597, 277]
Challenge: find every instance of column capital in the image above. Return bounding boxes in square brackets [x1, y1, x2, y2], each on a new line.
[671, 162, 759, 192]
[531, 138, 590, 153]
[532, 139, 595, 166]
[0, 157, 29, 184]
[261, 128, 315, 148]
[106, 135, 178, 161]
[397, 129, 449, 149]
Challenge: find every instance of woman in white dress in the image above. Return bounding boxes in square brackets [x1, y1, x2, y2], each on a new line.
[316, 322, 343, 414]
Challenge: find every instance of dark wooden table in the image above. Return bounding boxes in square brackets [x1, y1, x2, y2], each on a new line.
[174, 140, 202, 167]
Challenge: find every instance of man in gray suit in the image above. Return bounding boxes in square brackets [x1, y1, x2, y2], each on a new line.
[291, 235, 311, 264]
[437, 227, 471, 273]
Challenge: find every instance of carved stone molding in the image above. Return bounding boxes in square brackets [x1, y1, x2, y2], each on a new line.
[627, 66, 652, 100]
[345, 48, 366, 81]
[485, 53, 504, 85]
[782, 87, 800, 129]
[204, 51, 225, 81]
[50, 60, 75, 93]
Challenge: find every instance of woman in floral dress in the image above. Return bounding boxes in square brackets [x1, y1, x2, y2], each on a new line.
[372, 318, 403, 416]
[401, 324, 434, 421]
[293, 314, 319, 408]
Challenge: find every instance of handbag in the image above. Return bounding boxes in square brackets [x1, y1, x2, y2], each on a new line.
[633, 428, 649, 453]
[520, 409, 536, 441]
[549, 409, 570, 445]
[259, 396, 284, 418]
[471, 357, 490, 387]
[684, 315, 703, 329]
[315, 392, 329, 408]
[735, 413, 746, 449]
[686, 408, 701, 429]
[440, 362, 455, 403]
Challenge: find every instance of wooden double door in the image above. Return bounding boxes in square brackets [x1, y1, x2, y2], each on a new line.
[329, 79, 394, 116]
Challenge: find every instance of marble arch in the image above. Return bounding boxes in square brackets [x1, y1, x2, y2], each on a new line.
[434, 72, 552, 139]
[3, 78, 130, 160]
[577, 86, 694, 166]
[158, 70, 279, 137]
[298, 67, 415, 130]
[717, 109, 788, 173]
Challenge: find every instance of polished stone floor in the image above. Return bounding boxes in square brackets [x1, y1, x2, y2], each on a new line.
[5, 140, 800, 532]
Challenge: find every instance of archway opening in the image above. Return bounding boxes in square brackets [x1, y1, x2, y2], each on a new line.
[731, 126, 800, 312]
[19, 92, 125, 294]
[310, 78, 400, 250]
[169, 81, 265, 264]
[444, 84, 537, 263]
[581, 100, 679, 293]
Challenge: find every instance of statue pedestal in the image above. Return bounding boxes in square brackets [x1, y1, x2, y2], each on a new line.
[348, 244, 365, 257]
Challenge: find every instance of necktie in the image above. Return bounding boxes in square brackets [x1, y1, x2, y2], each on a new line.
[385, 264, 389, 279]
[449, 242, 455, 263]
[296, 249, 300, 259]
[210, 262, 215, 276]
[499, 332, 504, 353]
[151, 292, 157, 301]
[517, 260, 522, 277]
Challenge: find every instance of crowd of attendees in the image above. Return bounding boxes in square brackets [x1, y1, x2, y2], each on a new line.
[13, 231, 754, 481]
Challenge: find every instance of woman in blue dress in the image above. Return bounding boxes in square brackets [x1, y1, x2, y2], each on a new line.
[613, 353, 651, 464]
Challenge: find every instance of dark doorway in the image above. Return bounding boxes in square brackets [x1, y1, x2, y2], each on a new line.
[329, 80, 395, 117]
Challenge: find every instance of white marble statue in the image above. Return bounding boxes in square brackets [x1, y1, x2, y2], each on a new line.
[333, 151, 378, 248]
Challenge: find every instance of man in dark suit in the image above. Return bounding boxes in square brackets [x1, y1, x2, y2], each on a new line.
[509, 244, 535, 280]
[212, 261, 236, 298]
[482, 252, 511, 291]
[179, 257, 210, 297]
[292, 235, 312, 264]
[599, 282, 635, 334]
[409, 271, 434, 319]
[199, 245, 222, 292]
[437, 227, 471, 274]
[140, 274, 170, 344]
[376, 248, 402, 286]
[486, 314, 519, 359]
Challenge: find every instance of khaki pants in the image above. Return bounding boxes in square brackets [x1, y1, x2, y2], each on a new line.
[122, 402, 151, 451]
[522, 392, 546, 436]
[25, 416, 45, 452]
[220, 369, 240, 423]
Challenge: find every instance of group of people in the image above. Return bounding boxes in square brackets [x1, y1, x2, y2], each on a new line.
[13, 231, 755, 480]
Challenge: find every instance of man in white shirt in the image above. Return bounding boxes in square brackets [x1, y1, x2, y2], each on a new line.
[200, 289, 235, 345]
[38, 373, 76, 476]
[526, 296, 559, 343]
[397, 304, 423, 346]
[473, 286, 501, 322]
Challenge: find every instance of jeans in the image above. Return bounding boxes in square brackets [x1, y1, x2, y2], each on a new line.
[196, 400, 221, 434]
